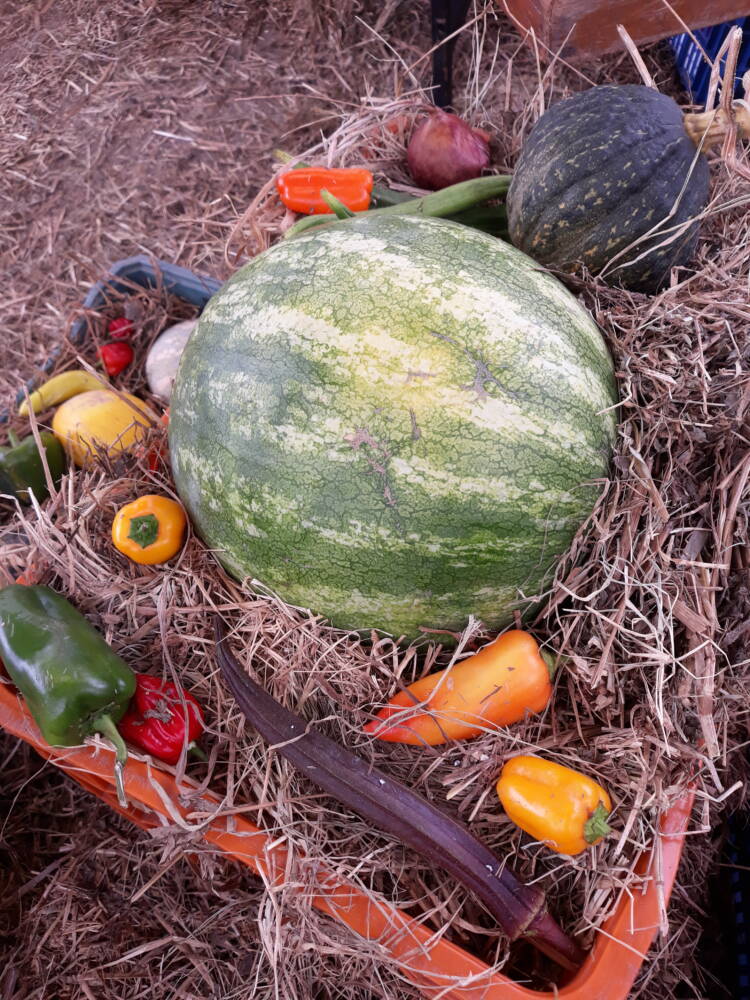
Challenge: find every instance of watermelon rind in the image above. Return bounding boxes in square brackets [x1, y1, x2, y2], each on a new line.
[170, 214, 617, 640]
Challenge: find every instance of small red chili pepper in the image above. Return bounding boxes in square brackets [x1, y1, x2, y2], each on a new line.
[118, 674, 205, 765]
[144, 410, 170, 472]
[276, 166, 373, 215]
[108, 317, 134, 340]
[99, 341, 134, 377]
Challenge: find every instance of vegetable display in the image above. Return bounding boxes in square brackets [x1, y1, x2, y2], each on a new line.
[18, 370, 105, 417]
[364, 630, 554, 745]
[497, 755, 612, 855]
[52, 389, 156, 467]
[0, 430, 65, 504]
[407, 109, 490, 189]
[3, 46, 729, 998]
[276, 167, 374, 215]
[0, 584, 136, 803]
[214, 616, 584, 970]
[506, 85, 710, 292]
[111, 494, 187, 565]
[118, 674, 205, 764]
[170, 213, 617, 640]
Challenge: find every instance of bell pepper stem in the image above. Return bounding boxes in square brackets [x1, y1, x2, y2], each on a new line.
[113, 761, 127, 807]
[188, 741, 207, 762]
[92, 713, 129, 807]
[584, 803, 611, 844]
[127, 513, 160, 549]
[273, 149, 297, 165]
[7, 429, 20, 448]
[320, 189, 356, 219]
[540, 649, 558, 680]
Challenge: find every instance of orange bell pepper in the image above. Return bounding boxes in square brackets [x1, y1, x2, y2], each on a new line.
[363, 630, 554, 746]
[276, 166, 373, 215]
[112, 494, 186, 565]
[496, 755, 612, 855]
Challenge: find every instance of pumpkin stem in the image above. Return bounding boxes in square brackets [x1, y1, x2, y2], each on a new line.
[684, 101, 750, 149]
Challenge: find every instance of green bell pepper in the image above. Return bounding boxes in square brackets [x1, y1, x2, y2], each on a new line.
[0, 584, 136, 802]
[0, 430, 65, 504]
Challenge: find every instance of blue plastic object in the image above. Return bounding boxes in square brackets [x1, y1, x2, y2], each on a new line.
[726, 813, 750, 1000]
[3, 255, 222, 423]
[69, 254, 222, 344]
[670, 19, 750, 105]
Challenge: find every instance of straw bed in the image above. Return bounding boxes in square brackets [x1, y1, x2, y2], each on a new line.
[2, 2, 749, 998]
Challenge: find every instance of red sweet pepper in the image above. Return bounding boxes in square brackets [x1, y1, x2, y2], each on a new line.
[108, 317, 134, 340]
[100, 341, 134, 377]
[145, 410, 170, 472]
[276, 166, 373, 215]
[118, 674, 205, 764]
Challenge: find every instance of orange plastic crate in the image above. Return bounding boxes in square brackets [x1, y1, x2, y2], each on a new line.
[502, 0, 750, 57]
[0, 678, 694, 1000]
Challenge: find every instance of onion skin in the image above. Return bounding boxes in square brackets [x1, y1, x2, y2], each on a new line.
[407, 110, 491, 190]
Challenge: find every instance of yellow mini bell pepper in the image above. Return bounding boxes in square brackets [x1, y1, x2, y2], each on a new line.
[112, 495, 187, 565]
[496, 755, 612, 855]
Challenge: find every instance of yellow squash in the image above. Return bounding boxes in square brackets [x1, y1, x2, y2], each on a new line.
[18, 370, 107, 417]
[52, 390, 156, 467]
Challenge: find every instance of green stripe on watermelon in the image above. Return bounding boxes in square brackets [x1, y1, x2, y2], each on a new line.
[170, 214, 617, 640]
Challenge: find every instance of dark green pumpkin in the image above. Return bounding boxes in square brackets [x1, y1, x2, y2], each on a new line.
[507, 85, 710, 292]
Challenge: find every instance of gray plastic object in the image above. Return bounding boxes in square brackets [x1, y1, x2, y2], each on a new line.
[3, 255, 222, 423]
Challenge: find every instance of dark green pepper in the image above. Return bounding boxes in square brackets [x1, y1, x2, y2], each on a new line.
[0, 584, 136, 802]
[0, 430, 65, 504]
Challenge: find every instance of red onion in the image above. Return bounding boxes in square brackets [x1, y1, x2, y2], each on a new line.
[407, 110, 491, 190]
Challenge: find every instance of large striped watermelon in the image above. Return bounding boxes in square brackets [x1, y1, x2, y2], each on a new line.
[170, 215, 617, 640]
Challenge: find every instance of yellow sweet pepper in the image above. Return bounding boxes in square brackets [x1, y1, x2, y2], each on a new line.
[496, 755, 612, 855]
[112, 494, 187, 565]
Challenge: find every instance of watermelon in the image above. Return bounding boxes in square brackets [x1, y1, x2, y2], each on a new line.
[170, 215, 617, 640]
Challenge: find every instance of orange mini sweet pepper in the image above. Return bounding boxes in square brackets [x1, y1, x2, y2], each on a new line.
[363, 630, 554, 746]
[112, 494, 187, 565]
[276, 166, 373, 215]
[496, 755, 612, 855]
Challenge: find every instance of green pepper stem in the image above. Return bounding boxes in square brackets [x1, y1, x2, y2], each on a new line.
[584, 803, 611, 845]
[127, 513, 160, 548]
[285, 174, 513, 240]
[320, 189, 355, 219]
[188, 741, 207, 762]
[113, 761, 127, 807]
[273, 149, 297, 165]
[540, 649, 559, 680]
[92, 714, 129, 807]
[7, 429, 20, 448]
